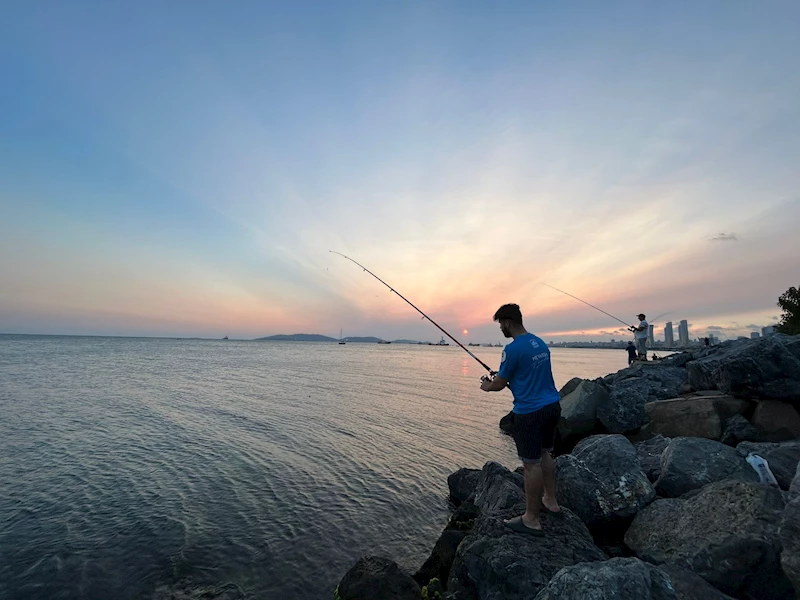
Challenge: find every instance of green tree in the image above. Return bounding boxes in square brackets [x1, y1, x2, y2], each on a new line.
[776, 286, 800, 335]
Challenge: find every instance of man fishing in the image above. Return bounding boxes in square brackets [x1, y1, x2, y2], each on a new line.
[480, 304, 561, 535]
[632, 313, 649, 361]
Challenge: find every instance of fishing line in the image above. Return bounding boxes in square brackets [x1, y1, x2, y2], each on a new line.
[329, 251, 496, 375]
[542, 283, 635, 329]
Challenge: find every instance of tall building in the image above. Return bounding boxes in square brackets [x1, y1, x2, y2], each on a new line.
[678, 320, 690, 346]
[751, 332, 760, 339]
[648, 325, 655, 347]
[664, 322, 674, 347]
[762, 326, 775, 337]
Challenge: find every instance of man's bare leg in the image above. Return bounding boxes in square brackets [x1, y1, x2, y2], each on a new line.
[504, 462, 544, 530]
[541, 450, 561, 513]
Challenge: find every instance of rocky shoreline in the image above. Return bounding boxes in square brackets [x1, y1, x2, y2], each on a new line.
[335, 334, 800, 600]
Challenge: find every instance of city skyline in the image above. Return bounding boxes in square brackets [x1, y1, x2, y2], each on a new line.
[1, 2, 798, 342]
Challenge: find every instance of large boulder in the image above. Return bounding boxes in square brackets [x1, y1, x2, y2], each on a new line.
[751, 400, 800, 441]
[643, 395, 748, 440]
[686, 334, 800, 403]
[603, 364, 689, 395]
[472, 461, 524, 514]
[635, 434, 671, 483]
[555, 435, 655, 527]
[656, 564, 736, 600]
[720, 414, 762, 446]
[448, 468, 481, 506]
[598, 378, 652, 433]
[624, 480, 793, 599]
[780, 462, 800, 594]
[655, 437, 758, 498]
[736, 440, 800, 490]
[337, 556, 421, 600]
[533, 558, 677, 600]
[558, 378, 608, 438]
[447, 505, 607, 599]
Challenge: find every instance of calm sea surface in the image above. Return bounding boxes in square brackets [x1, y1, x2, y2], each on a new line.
[0, 336, 630, 600]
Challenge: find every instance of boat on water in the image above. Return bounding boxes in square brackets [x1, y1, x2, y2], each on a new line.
[339, 328, 346, 345]
[378, 340, 391, 344]
[468, 342, 480, 347]
[222, 336, 229, 340]
[436, 336, 449, 346]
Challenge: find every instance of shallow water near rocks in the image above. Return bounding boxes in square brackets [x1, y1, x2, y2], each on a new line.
[0, 335, 630, 600]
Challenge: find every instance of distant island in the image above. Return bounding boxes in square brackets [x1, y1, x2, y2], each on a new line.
[253, 334, 481, 344]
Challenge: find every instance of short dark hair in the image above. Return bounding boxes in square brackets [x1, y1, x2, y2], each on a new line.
[493, 303, 523, 325]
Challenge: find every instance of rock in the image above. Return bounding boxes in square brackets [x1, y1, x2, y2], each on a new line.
[657, 564, 736, 600]
[499, 410, 513, 435]
[447, 504, 607, 599]
[603, 364, 689, 396]
[337, 556, 421, 600]
[780, 462, 800, 594]
[720, 414, 762, 446]
[413, 529, 468, 590]
[655, 437, 758, 498]
[644, 395, 749, 440]
[555, 435, 655, 527]
[686, 334, 800, 402]
[471, 461, 524, 515]
[558, 378, 608, 438]
[624, 480, 792, 599]
[447, 468, 481, 507]
[533, 557, 677, 600]
[636, 434, 671, 482]
[751, 400, 800, 441]
[598, 378, 652, 433]
[659, 352, 695, 369]
[559, 377, 584, 398]
[736, 440, 800, 490]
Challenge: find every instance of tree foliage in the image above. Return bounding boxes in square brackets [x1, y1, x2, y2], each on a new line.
[776, 285, 800, 335]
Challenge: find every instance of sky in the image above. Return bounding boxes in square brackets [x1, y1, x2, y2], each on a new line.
[1, 1, 798, 343]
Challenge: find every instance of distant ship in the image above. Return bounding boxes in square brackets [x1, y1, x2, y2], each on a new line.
[378, 340, 391, 344]
[494, 343, 503, 347]
[468, 343, 480, 347]
[222, 336, 229, 340]
[436, 336, 449, 346]
[339, 328, 346, 345]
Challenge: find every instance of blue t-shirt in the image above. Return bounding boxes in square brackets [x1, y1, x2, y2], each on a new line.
[497, 333, 560, 414]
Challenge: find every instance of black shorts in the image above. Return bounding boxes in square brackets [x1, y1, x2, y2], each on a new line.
[511, 402, 561, 464]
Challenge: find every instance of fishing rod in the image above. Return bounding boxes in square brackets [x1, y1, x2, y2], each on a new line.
[329, 251, 496, 375]
[542, 283, 635, 329]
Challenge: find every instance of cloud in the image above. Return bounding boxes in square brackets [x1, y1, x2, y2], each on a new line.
[708, 232, 738, 242]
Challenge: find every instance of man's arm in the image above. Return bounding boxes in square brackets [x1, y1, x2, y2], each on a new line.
[481, 375, 508, 392]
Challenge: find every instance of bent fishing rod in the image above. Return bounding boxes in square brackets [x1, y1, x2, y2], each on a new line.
[330, 251, 496, 375]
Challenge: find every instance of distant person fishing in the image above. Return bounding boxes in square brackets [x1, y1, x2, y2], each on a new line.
[626, 341, 637, 365]
[480, 304, 561, 535]
[631, 313, 649, 361]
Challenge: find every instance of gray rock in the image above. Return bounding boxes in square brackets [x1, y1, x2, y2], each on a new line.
[751, 400, 800, 441]
[447, 503, 607, 599]
[655, 437, 758, 498]
[625, 480, 792, 599]
[603, 364, 689, 396]
[498, 410, 513, 436]
[337, 556, 421, 600]
[644, 395, 748, 440]
[636, 434, 671, 482]
[555, 434, 655, 527]
[720, 414, 762, 446]
[657, 564, 736, 600]
[780, 462, 800, 594]
[686, 334, 800, 402]
[472, 461, 524, 515]
[447, 468, 481, 506]
[736, 440, 800, 490]
[558, 379, 608, 438]
[598, 378, 653, 433]
[533, 558, 677, 600]
[559, 377, 584, 398]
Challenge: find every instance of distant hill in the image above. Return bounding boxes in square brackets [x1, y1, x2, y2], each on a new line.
[255, 334, 337, 342]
